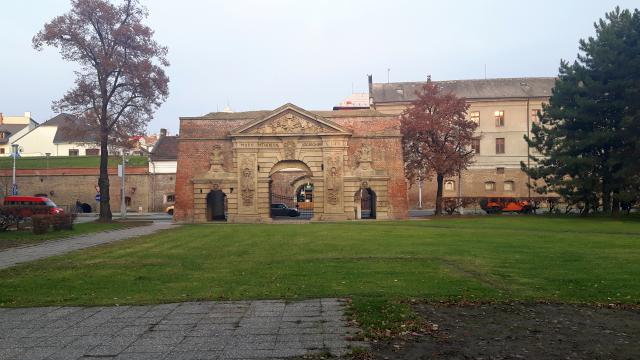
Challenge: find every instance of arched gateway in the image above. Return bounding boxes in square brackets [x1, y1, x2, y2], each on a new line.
[174, 103, 409, 223]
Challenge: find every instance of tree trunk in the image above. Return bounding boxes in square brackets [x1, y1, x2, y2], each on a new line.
[611, 189, 620, 216]
[602, 177, 611, 214]
[435, 173, 444, 216]
[98, 128, 112, 222]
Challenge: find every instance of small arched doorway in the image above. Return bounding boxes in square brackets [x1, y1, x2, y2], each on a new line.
[355, 187, 376, 219]
[206, 190, 227, 221]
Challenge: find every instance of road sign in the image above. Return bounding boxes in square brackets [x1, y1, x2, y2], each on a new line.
[11, 184, 18, 195]
[118, 164, 123, 177]
[95, 194, 101, 202]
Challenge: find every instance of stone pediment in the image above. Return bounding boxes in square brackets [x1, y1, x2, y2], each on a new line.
[231, 103, 350, 136]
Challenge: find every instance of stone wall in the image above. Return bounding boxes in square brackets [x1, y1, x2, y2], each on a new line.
[407, 168, 543, 209]
[0, 167, 175, 213]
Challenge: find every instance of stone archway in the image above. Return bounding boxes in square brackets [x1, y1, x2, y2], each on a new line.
[269, 160, 314, 220]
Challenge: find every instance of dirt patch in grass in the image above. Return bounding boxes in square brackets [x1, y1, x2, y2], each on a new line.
[370, 302, 640, 359]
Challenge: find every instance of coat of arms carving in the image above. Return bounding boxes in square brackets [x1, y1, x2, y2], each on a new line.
[251, 113, 325, 134]
[283, 140, 296, 159]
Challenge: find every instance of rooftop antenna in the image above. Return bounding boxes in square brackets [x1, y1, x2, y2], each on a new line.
[387, 68, 391, 83]
[484, 64, 487, 79]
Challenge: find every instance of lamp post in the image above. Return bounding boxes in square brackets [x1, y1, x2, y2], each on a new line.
[120, 150, 127, 219]
[11, 144, 19, 195]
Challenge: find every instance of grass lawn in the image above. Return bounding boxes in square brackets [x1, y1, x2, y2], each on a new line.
[0, 221, 131, 250]
[0, 155, 148, 170]
[0, 216, 638, 309]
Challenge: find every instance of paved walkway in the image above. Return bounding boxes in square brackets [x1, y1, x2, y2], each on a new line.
[0, 299, 362, 360]
[0, 222, 175, 270]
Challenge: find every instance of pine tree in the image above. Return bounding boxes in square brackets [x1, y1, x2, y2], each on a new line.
[523, 7, 640, 214]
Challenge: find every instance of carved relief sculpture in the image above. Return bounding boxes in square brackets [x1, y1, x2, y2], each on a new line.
[251, 113, 325, 134]
[240, 157, 255, 206]
[326, 155, 341, 205]
[208, 145, 224, 173]
[358, 144, 372, 163]
[355, 144, 374, 172]
[283, 140, 296, 159]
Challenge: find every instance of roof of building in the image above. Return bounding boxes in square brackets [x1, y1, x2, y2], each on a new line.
[44, 114, 99, 144]
[371, 77, 556, 103]
[150, 135, 178, 161]
[194, 108, 394, 120]
[0, 124, 29, 144]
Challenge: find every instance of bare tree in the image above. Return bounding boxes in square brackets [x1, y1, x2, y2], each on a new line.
[401, 79, 477, 215]
[33, 0, 169, 221]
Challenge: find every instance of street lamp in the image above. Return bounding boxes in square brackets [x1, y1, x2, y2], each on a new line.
[120, 150, 128, 219]
[11, 144, 19, 195]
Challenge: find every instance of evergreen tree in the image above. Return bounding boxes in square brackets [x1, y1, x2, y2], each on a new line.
[523, 7, 640, 214]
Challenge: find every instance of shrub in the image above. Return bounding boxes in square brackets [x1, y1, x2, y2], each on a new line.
[32, 215, 52, 234]
[51, 213, 76, 231]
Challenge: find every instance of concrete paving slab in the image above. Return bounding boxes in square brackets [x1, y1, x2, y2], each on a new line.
[0, 298, 362, 359]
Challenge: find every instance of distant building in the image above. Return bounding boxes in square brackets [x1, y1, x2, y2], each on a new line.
[148, 129, 178, 212]
[0, 112, 38, 155]
[368, 75, 556, 208]
[11, 114, 101, 157]
[333, 93, 369, 110]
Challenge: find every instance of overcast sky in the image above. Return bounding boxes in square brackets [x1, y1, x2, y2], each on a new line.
[1, 0, 637, 134]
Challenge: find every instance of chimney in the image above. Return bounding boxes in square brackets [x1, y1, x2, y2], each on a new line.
[0, 113, 3, 125]
[367, 74, 375, 110]
[24, 112, 31, 119]
[160, 128, 167, 137]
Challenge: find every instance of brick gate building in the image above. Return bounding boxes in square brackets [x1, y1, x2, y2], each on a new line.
[174, 103, 408, 222]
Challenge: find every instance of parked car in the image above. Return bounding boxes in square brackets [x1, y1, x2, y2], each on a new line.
[480, 198, 533, 214]
[165, 205, 174, 215]
[270, 203, 300, 217]
[2, 196, 65, 217]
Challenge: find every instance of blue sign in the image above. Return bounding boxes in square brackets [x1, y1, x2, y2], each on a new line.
[11, 184, 18, 196]
[95, 194, 101, 202]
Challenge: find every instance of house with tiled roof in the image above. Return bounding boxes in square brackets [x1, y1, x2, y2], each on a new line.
[11, 113, 105, 157]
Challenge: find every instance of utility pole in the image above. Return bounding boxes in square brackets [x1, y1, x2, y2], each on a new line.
[120, 151, 127, 219]
[418, 176, 423, 209]
[11, 144, 19, 195]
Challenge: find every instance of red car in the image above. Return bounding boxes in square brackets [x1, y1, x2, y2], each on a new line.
[3, 196, 65, 217]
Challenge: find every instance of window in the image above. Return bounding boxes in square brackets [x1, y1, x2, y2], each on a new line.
[531, 109, 540, 123]
[86, 148, 99, 156]
[0, 132, 5, 139]
[496, 167, 505, 174]
[0, 148, 4, 154]
[496, 138, 505, 154]
[470, 111, 480, 124]
[68, 149, 79, 156]
[485, 181, 496, 191]
[472, 138, 480, 154]
[444, 180, 455, 191]
[166, 194, 176, 203]
[494, 110, 505, 127]
[504, 181, 515, 192]
[125, 196, 132, 207]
